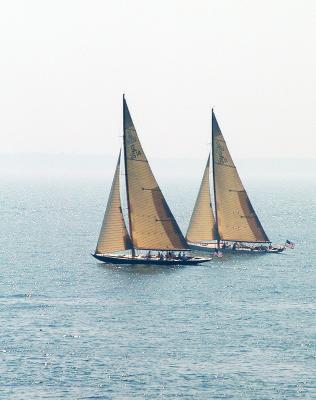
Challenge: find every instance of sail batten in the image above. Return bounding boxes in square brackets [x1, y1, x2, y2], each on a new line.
[212, 110, 270, 243]
[96, 151, 132, 254]
[186, 155, 218, 242]
[123, 98, 188, 250]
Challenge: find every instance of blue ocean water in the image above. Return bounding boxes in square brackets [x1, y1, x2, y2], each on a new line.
[0, 176, 315, 399]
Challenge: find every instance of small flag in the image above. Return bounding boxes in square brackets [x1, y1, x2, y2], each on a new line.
[285, 240, 295, 249]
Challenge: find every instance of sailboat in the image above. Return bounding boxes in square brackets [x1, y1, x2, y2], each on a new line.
[92, 96, 212, 265]
[186, 109, 285, 254]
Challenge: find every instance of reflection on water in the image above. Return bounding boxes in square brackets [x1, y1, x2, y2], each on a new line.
[98, 262, 188, 275]
[0, 179, 315, 399]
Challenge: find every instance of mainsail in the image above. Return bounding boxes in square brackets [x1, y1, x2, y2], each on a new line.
[123, 96, 188, 250]
[212, 110, 269, 243]
[186, 155, 218, 242]
[95, 151, 132, 254]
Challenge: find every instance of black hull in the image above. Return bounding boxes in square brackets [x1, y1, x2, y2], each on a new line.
[92, 253, 211, 265]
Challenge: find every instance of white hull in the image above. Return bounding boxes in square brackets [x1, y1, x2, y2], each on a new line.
[188, 242, 285, 254]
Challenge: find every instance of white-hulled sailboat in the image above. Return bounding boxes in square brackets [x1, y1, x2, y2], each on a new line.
[92, 96, 211, 265]
[186, 109, 285, 254]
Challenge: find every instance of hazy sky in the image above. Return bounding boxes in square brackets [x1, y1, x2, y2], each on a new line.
[1, 0, 315, 160]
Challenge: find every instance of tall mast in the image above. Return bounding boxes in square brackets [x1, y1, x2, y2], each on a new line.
[211, 108, 220, 249]
[123, 94, 135, 257]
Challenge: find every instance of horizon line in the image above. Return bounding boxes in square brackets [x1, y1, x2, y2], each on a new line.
[0, 152, 315, 160]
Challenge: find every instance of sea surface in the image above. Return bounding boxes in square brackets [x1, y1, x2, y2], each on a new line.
[0, 175, 315, 399]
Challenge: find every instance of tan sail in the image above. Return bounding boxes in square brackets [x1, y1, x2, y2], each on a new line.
[123, 97, 188, 250]
[96, 151, 132, 254]
[186, 155, 218, 242]
[212, 110, 269, 243]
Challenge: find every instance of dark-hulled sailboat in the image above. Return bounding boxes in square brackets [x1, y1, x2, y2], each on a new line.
[186, 109, 285, 254]
[92, 96, 211, 265]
